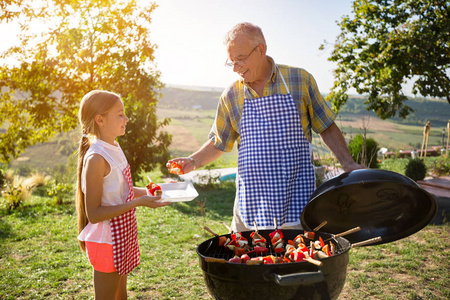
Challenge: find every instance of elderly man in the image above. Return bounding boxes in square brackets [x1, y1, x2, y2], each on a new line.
[168, 22, 362, 232]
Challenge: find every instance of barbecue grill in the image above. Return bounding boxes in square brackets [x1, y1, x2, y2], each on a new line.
[197, 229, 351, 300]
[196, 169, 438, 300]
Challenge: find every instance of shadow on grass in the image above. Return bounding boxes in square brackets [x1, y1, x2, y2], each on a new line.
[0, 197, 74, 238]
[169, 182, 235, 220]
[0, 217, 13, 241]
[430, 196, 450, 225]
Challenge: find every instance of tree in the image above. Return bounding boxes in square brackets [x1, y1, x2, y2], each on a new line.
[324, 0, 449, 120]
[0, 0, 171, 182]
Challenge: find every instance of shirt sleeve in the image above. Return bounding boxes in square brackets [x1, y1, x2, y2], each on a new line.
[208, 88, 240, 152]
[306, 72, 336, 134]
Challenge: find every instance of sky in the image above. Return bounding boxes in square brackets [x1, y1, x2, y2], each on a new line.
[0, 0, 356, 94]
[149, 0, 354, 92]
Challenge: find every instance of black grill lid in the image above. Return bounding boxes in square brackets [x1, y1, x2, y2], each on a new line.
[301, 169, 437, 245]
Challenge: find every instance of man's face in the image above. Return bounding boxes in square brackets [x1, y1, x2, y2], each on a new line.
[226, 34, 263, 84]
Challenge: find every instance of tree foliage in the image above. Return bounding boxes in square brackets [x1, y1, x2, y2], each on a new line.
[325, 0, 450, 120]
[0, 0, 171, 182]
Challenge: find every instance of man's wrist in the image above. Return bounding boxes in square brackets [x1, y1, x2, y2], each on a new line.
[188, 156, 197, 170]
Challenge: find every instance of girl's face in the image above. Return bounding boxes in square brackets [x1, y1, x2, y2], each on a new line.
[97, 99, 129, 142]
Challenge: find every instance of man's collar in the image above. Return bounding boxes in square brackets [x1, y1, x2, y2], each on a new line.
[267, 56, 277, 82]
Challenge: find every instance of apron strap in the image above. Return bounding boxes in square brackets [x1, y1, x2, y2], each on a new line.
[243, 65, 290, 96]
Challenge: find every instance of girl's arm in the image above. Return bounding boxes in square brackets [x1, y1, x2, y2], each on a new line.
[84, 154, 169, 224]
[133, 187, 147, 198]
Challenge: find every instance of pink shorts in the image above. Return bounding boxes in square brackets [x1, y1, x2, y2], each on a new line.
[85, 241, 116, 273]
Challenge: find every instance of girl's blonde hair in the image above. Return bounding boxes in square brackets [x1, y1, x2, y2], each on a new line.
[76, 90, 121, 252]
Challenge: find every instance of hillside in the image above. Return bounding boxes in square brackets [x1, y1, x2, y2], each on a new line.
[160, 86, 450, 127]
[159, 87, 222, 111]
[6, 87, 450, 174]
[340, 95, 450, 128]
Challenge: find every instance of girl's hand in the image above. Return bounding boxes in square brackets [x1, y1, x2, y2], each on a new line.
[138, 195, 171, 208]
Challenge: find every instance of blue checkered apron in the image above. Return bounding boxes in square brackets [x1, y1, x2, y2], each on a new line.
[236, 67, 315, 229]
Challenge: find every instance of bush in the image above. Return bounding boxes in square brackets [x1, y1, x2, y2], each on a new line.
[47, 180, 75, 205]
[428, 156, 450, 177]
[348, 134, 380, 168]
[0, 168, 5, 188]
[0, 171, 32, 210]
[1, 183, 30, 210]
[405, 158, 427, 181]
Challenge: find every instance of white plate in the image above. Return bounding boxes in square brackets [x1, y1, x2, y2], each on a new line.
[157, 181, 199, 202]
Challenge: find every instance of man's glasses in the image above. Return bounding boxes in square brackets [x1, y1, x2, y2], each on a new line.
[224, 44, 260, 68]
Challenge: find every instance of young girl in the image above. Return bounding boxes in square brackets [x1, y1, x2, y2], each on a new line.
[76, 90, 170, 299]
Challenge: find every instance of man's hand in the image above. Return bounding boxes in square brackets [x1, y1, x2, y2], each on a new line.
[166, 158, 194, 174]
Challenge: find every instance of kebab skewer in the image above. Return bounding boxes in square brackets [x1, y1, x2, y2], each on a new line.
[269, 218, 285, 254]
[250, 221, 269, 255]
[203, 226, 228, 247]
[146, 176, 162, 196]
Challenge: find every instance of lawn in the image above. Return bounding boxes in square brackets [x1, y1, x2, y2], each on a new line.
[2, 104, 449, 299]
[1, 180, 449, 300]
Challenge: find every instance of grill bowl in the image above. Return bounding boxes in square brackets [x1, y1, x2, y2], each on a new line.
[197, 229, 351, 300]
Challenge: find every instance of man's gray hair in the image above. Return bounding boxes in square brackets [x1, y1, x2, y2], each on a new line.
[223, 22, 266, 48]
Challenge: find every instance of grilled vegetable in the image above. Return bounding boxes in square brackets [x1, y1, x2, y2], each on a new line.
[304, 231, 315, 240]
[169, 162, 184, 175]
[146, 183, 162, 196]
[254, 246, 269, 255]
[241, 254, 251, 263]
[319, 236, 325, 248]
[235, 247, 246, 256]
[270, 229, 285, 253]
[290, 251, 306, 262]
[218, 236, 227, 246]
[228, 256, 242, 264]
[250, 231, 267, 247]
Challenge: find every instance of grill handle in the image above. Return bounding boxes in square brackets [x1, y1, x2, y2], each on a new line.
[264, 270, 324, 286]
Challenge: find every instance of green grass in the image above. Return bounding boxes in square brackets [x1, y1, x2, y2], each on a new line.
[0, 183, 236, 300]
[1, 181, 449, 300]
[342, 226, 449, 299]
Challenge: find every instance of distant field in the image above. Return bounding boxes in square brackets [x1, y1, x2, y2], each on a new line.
[7, 106, 445, 173]
[160, 109, 442, 158]
[334, 114, 428, 150]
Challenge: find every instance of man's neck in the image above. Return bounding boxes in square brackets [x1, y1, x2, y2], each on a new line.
[249, 57, 273, 97]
